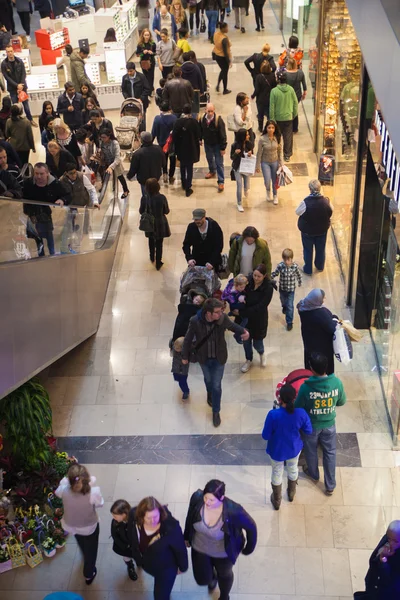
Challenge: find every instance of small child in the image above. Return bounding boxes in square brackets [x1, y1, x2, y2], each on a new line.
[110, 499, 137, 581]
[177, 28, 191, 55]
[271, 248, 302, 331]
[172, 337, 190, 400]
[222, 274, 248, 343]
[155, 78, 166, 107]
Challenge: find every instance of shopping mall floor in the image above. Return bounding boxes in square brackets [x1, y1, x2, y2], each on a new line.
[2, 5, 400, 600]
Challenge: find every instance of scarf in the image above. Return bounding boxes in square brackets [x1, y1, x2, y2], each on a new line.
[297, 288, 325, 312]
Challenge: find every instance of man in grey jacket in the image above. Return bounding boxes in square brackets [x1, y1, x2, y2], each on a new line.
[182, 298, 249, 427]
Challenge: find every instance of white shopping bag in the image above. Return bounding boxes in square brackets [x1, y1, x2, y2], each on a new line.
[239, 155, 256, 175]
[333, 322, 353, 365]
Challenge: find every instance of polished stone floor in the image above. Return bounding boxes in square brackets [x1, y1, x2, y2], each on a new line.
[1, 4, 399, 600]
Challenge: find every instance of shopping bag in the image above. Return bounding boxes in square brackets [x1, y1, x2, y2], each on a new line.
[162, 133, 173, 154]
[239, 155, 256, 175]
[25, 540, 43, 568]
[217, 253, 230, 279]
[0, 545, 12, 573]
[341, 320, 363, 342]
[227, 114, 237, 131]
[281, 164, 293, 185]
[18, 89, 29, 102]
[8, 537, 26, 569]
[333, 322, 353, 364]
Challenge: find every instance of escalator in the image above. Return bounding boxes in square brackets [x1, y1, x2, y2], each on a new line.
[0, 172, 128, 398]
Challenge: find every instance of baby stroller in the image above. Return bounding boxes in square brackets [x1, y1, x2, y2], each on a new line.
[179, 265, 221, 301]
[115, 98, 144, 161]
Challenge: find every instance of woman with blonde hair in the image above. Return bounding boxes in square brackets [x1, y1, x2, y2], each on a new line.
[127, 496, 188, 599]
[136, 28, 157, 92]
[244, 42, 276, 85]
[55, 464, 104, 585]
[169, 0, 188, 38]
[46, 139, 77, 178]
[52, 118, 83, 167]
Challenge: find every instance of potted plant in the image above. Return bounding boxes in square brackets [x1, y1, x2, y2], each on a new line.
[52, 527, 67, 549]
[42, 536, 56, 558]
[0, 544, 12, 573]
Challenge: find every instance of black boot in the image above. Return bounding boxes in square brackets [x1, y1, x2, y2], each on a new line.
[287, 478, 298, 502]
[127, 560, 138, 581]
[270, 483, 282, 510]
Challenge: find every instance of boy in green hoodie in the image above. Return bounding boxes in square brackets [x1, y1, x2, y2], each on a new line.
[294, 351, 346, 495]
[269, 71, 298, 162]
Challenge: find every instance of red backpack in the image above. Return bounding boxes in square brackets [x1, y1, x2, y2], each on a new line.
[274, 368, 312, 406]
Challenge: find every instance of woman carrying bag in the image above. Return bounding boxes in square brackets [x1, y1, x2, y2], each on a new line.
[139, 177, 170, 270]
[136, 28, 157, 93]
[230, 127, 254, 212]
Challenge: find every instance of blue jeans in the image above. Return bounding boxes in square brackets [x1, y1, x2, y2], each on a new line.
[180, 163, 193, 190]
[35, 223, 55, 256]
[204, 144, 225, 184]
[302, 425, 337, 491]
[280, 290, 294, 325]
[243, 337, 264, 361]
[234, 169, 249, 204]
[173, 373, 189, 394]
[10, 93, 32, 121]
[301, 232, 328, 274]
[261, 160, 279, 195]
[232, 316, 248, 343]
[200, 358, 225, 413]
[206, 10, 218, 39]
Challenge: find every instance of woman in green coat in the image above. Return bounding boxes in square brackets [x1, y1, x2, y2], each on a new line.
[228, 226, 271, 277]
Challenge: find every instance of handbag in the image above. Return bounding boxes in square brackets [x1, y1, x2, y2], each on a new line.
[18, 89, 29, 102]
[227, 114, 237, 132]
[139, 195, 155, 233]
[340, 319, 363, 342]
[239, 155, 256, 175]
[172, 43, 183, 63]
[200, 14, 206, 33]
[8, 537, 26, 569]
[25, 540, 43, 568]
[230, 168, 236, 181]
[140, 58, 151, 71]
[163, 133, 173, 154]
[189, 324, 217, 363]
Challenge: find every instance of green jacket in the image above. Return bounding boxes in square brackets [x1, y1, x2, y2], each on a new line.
[228, 236, 271, 277]
[70, 51, 95, 93]
[294, 374, 346, 430]
[269, 84, 298, 122]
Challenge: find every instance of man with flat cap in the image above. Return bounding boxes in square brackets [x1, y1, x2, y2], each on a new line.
[354, 520, 400, 599]
[127, 131, 165, 196]
[182, 208, 224, 271]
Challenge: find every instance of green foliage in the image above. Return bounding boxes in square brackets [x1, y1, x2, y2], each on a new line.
[49, 452, 71, 478]
[0, 378, 53, 470]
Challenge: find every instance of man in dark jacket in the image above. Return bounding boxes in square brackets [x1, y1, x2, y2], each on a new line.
[296, 179, 332, 275]
[121, 61, 151, 129]
[199, 103, 227, 192]
[127, 131, 165, 196]
[244, 45, 276, 81]
[1, 45, 36, 124]
[182, 208, 223, 270]
[0, 147, 22, 196]
[354, 521, 400, 599]
[84, 110, 114, 147]
[163, 66, 194, 118]
[181, 52, 204, 94]
[172, 103, 200, 196]
[57, 82, 85, 132]
[23, 162, 71, 257]
[182, 298, 249, 426]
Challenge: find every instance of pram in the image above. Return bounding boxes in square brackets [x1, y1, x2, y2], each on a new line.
[179, 265, 221, 301]
[115, 98, 144, 161]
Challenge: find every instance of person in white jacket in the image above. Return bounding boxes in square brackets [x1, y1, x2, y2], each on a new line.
[56, 463, 104, 585]
[233, 92, 254, 143]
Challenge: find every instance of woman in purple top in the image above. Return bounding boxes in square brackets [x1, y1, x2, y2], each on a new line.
[262, 383, 312, 510]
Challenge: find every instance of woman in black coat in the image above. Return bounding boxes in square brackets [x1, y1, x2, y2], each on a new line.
[139, 177, 170, 270]
[184, 479, 257, 600]
[297, 288, 337, 375]
[252, 61, 277, 132]
[110, 499, 138, 581]
[46, 140, 77, 178]
[127, 496, 188, 600]
[236, 263, 274, 372]
[172, 105, 201, 197]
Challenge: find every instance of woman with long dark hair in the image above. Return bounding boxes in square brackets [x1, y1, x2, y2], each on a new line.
[255, 119, 283, 204]
[212, 22, 231, 95]
[104, 27, 117, 42]
[38, 100, 57, 133]
[98, 127, 130, 198]
[139, 177, 170, 270]
[136, 28, 157, 92]
[80, 83, 99, 107]
[262, 384, 312, 509]
[230, 127, 253, 211]
[184, 479, 257, 600]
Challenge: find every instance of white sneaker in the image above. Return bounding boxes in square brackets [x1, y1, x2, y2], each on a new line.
[241, 360, 252, 373]
[237, 203, 244, 212]
[266, 189, 272, 201]
[26, 35, 31, 42]
[244, 190, 248, 199]
[273, 195, 278, 205]
[260, 353, 267, 368]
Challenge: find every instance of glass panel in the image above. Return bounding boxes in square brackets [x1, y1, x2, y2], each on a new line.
[0, 173, 118, 263]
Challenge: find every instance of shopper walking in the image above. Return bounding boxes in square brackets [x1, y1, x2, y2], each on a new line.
[296, 179, 332, 274]
[5, 103, 35, 165]
[233, 92, 254, 142]
[151, 101, 177, 185]
[232, 0, 246, 32]
[238, 264, 274, 372]
[286, 57, 307, 133]
[199, 102, 227, 192]
[297, 288, 337, 375]
[1, 45, 35, 124]
[15, 0, 31, 41]
[38, 100, 57, 133]
[271, 247, 302, 331]
[127, 131, 165, 196]
[252, 63, 276, 132]
[110, 500, 138, 581]
[230, 128, 254, 211]
[189, 0, 202, 34]
[184, 479, 257, 599]
[139, 177, 170, 270]
[162, 65, 194, 117]
[278, 34, 303, 69]
[182, 299, 249, 426]
[70, 48, 95, 93]
[269, 71, 298, 162]
[295, 352, 346, 495]
[169, 0, 188, 34]
[52, 119, 83, 168]
[127, 496, 188, 599]
[153, 5, 177, 41]
[57, 82, 85, 132]
[202, 0, 221, 43]
[46, 140, 76, 178]
[121, 62, 151, 109]
[262, 383, 312, 509]
[212, 21, 231, 95]
[99, 128, 130, 199]
[245, 43, 276, 84]
[255, 120, 283, 204]
[252, 0, 265, 31]
[228, 225, 271, 276]
[172, 103, 201, 196]
[136, 28, 157, 92]
[156, 29, 178, 79]
[55, 464, 104, 585]
[182, 208, 223, 270]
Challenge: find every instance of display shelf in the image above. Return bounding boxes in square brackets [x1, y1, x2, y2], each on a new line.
[26, 65, 60, 91]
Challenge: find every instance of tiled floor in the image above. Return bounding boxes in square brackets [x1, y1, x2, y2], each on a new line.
[2, 4, 399, 600]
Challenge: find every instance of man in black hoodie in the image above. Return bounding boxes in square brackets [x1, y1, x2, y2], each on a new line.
[182, 208, 223, 270]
